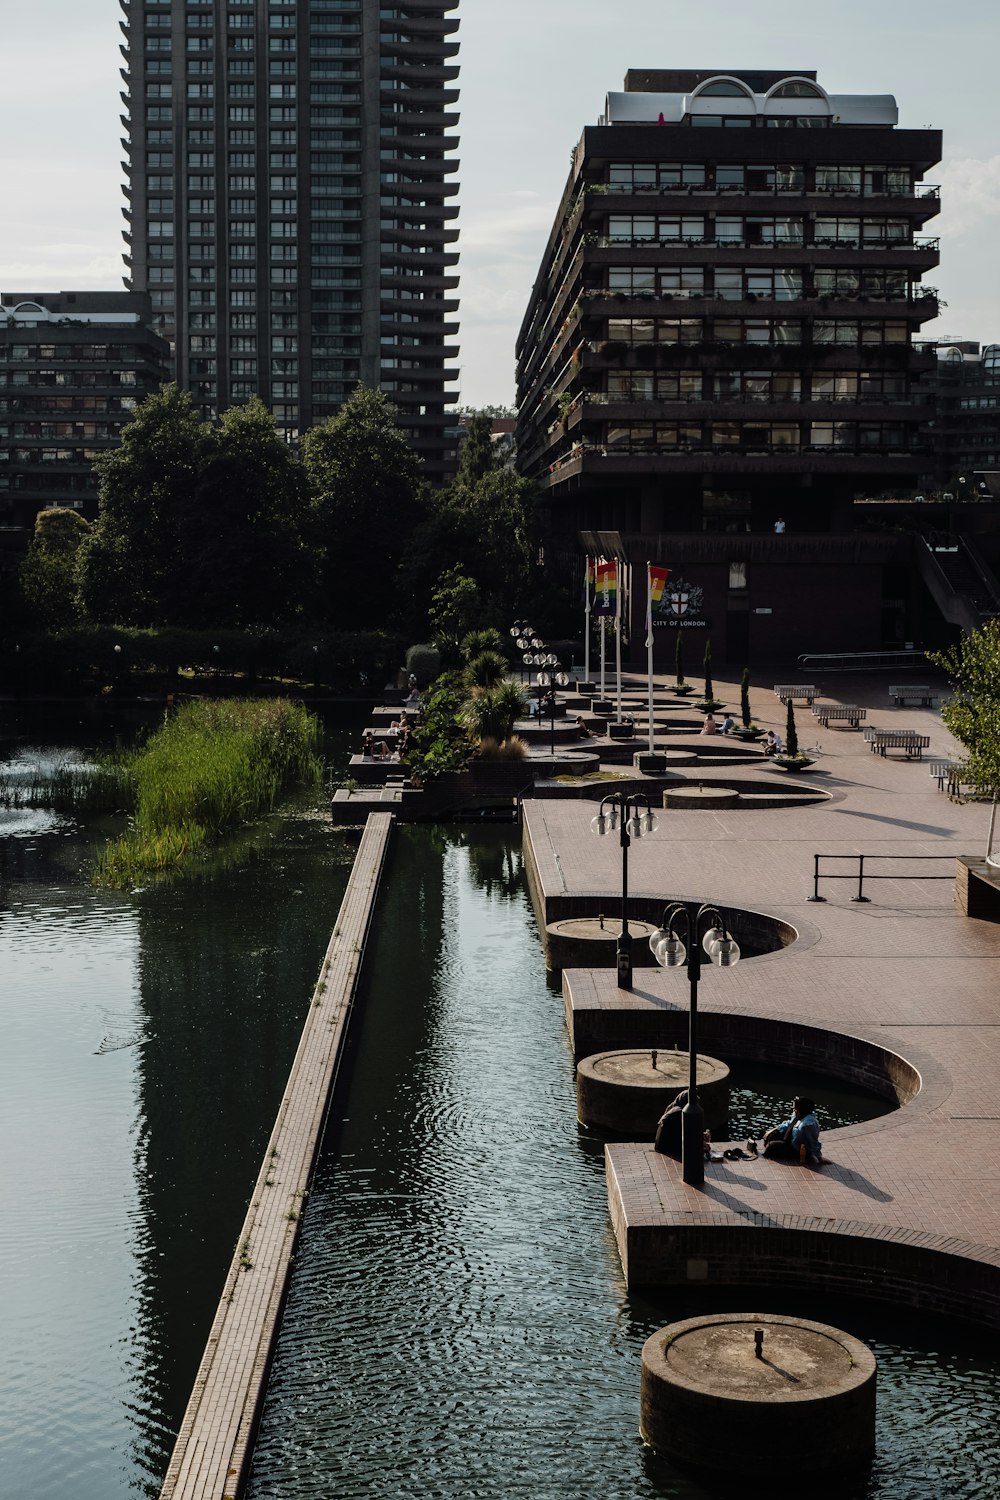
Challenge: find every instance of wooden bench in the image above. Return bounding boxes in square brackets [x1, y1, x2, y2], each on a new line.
[889, 685, 935, 707]
[867, 729, 931, 760]
[812, 704, 866, 729]
[774, 683, 817, 705]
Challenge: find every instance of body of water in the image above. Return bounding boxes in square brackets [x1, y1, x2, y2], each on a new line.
[248, 826, 1000, 1500]
[0, 701, 364, 1498]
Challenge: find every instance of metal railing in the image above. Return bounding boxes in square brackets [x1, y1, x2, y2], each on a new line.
[807, 851, 955, 903]
[795, 649, 928, 672]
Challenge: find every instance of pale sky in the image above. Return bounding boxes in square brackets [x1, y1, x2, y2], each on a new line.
[2, 0, 999, 408]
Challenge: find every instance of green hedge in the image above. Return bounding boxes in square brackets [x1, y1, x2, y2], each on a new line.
[3, 626, 405, 694]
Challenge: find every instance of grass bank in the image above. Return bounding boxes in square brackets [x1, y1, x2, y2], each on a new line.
[94, 698, 322, 887]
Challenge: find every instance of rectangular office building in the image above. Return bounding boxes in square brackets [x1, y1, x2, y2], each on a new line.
[120, 0, 460, 478]
[514, 70, 945, 657]
[0, 291, 169, 534]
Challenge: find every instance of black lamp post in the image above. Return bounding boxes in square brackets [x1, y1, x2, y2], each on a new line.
[649, 903, 741, 1186]
[536, 657, 570, 758]
[591, 792, 657, 988]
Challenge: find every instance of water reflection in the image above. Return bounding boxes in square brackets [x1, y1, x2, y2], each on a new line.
[248, 827, 1000, 1500]
[0, 702, 362, 1500]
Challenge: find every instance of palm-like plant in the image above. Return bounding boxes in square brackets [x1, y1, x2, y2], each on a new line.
[463, 649, 509, 693]
[461, 628, 507, 662]
[460, 680, 526, 745]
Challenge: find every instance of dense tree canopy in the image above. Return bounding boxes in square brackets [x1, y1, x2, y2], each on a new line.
[78, 387, 311, 628]
[19, 507, 91, 631]
[303, 386, 424, 626]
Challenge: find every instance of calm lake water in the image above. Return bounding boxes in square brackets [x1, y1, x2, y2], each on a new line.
[0, 700, 365, 1499]
[1, 707, 998, 1499]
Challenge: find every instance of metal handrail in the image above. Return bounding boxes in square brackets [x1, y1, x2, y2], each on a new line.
[807, 851, 955, 903]
[796, 649, 928, 672]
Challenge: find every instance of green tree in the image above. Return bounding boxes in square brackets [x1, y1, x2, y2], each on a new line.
[429, 567, 482, 660]
[457, 411, 499, 487]
[79, 384, 211, 625]
[304, 386, 423, 626]
[19, 508, 91, 631]
[187, 398, 312, 627]
[930, 621, 1000, 794]
[463, 649, 508, 692]
[460, 680, 525, 744]
[785, 696, 799, 756]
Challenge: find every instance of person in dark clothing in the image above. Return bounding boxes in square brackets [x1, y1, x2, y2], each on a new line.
[654, 1090, 711, 1159]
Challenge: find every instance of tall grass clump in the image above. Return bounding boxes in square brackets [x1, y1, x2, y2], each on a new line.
[94, 698, 321, 887]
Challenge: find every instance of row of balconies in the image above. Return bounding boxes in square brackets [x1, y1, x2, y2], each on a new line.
[537, 445, 927, 488]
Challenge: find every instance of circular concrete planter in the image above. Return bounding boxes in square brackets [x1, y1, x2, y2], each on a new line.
[544, 915, 659, 972]
[664, 786, 740, 811]
[641, 1313, 876, 1477]
[576, 1048, 730, 1136]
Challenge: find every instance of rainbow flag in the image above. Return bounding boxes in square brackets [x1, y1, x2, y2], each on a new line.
[649, 566, 670, 606]
[594, 559, 618, 617]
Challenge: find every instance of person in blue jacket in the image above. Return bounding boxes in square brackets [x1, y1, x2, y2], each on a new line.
[755, 1096, 823, 1165]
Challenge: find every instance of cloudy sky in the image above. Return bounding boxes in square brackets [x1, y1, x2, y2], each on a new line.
[2, 0, 998, 408]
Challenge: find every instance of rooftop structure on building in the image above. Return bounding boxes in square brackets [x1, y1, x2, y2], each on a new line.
[514, 68, 963, 658]
[0, 291, 169, 539]
[119, 0, 460, 479]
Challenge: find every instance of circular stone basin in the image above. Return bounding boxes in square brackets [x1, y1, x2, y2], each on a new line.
[663, 750, 697, 767]
[664, 786, 740, 810]
[577, 1048, 729, 1136]
[545, 916, 659, 972]
[641, 1313, 876, 1477]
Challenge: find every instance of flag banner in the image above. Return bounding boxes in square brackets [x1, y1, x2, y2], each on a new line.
[649, 565, 670, 606]
[593, 559, 618, 617]
[646, 563, 671, 648]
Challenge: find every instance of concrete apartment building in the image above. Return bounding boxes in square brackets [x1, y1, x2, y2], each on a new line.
[513, 69, 992, 659]
[119, 0, 460, 478]
[0, 290, 169, 536]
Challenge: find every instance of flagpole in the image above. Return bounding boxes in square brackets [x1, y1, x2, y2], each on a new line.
[646, 563, 655, 753]
[584, 556, 591, 685]
[615, 561, 623, 724]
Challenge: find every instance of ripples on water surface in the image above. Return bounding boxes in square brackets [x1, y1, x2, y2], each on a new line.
[0, 704, 363, 1499]
[249, 827, 1000, 1500]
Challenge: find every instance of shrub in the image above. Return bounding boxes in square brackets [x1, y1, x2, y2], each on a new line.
[460, 628, 507, 661]
[405, 642, 441, 684]
[464, 650, 509, 692]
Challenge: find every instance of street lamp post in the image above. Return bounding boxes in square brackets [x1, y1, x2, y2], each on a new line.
[591, 792, 658, 988]
[536, 660, 571, 758]
[649, 903, 741, 1186]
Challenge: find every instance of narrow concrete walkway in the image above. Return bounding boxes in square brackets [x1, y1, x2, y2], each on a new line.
[159, 813, 393, 1500]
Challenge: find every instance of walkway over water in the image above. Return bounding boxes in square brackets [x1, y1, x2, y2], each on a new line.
[521, 672, 1000, 1326]
[159, 813, 393, 1500]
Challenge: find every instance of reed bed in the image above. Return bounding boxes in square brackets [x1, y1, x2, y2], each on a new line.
[93, 698, 321, 887]
[0, 762, 129, 816]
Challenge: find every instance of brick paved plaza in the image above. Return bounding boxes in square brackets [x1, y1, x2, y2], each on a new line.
[522, 670, 1000, 1325]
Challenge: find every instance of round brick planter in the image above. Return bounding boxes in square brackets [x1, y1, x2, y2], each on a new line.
[664, 786, 741, 810]
[544, 916, 659, 973]
[576, 1048, 730, 1136]
[641, 1313, 876, 1477]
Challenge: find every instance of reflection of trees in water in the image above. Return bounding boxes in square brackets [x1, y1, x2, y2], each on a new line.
[457, 827, 525, 903]
[125, 823, 357, 1489]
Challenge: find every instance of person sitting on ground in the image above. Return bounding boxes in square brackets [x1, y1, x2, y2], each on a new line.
[372, 739, 390, 762]
[405, 688, 421, 709]
[654, 1089, 711, 1160]
[701, 713, 719, 735]
[762, 729, 783, 756]
[720, 714, 736, 735]
[575, 715, 593, 738]
[755, 1096, 823, 1166]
